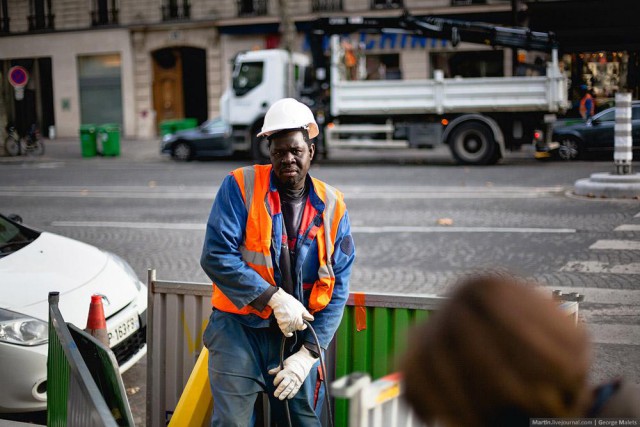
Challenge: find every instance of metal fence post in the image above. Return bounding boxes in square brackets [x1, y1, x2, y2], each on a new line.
[614, 92, 632, 175]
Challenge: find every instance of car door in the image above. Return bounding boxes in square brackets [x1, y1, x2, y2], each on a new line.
[585, 108, 615, 153]
[632, 106, 640, 158]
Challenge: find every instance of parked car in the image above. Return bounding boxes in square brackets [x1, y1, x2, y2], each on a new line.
[0, 213, 147, 413]
[552, 101, 640, 160]
[161, 117, 232, 161]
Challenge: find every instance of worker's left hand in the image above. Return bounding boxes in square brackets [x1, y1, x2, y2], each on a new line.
[268, 346, 318, 400]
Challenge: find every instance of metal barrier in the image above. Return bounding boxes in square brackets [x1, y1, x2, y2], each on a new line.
[146, 270, 213, 427]
[47, 292, 134, 427]
[145, 270, 581, 427]
[332, 372, 425, 427]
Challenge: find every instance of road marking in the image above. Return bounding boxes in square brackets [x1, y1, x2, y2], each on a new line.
[550, 287, 640, 305]
[0, 185, 565, 200]
[590, 240, 640, 250]
[615, 224, 640, 231]
[560, 261, 640, 274]
[587, 324, 640, 346]
[352, 226, 575, 233]
[51, 221, 205, 230]
[342, 185, 565, 199]
[49, 221, 575, 234]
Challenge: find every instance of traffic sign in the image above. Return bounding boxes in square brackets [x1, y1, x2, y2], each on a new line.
[8, 66, 29, 88]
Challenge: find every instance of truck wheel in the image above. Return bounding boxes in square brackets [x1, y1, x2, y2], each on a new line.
[449, 122, 498, 165]
[251, 120, 270, 163]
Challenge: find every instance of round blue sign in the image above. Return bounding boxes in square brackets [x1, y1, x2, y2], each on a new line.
[8, 66, 29, 87]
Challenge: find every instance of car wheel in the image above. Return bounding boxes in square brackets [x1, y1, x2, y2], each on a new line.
[448, 122, 499, 165]
[558, 136, 580, 161]
[172, 141, 192, 161]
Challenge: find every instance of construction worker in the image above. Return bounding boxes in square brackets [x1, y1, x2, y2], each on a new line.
[579, 85, 595, 120]
[201, 98, 356, 426]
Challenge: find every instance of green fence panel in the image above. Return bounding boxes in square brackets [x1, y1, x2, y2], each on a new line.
[47, 292, 132, 427]
[331, 292, 444, 427]
[69, 325, 134, 426]
[47, 312, 71, 427]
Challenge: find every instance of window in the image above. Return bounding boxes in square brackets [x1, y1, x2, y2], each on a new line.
[78, 54, 123, 126]
[312, 0, 342, 12]
[371, 0, 402, 9]
[431, 50, 504, 78]
[91, 0, 118, 26]
[237, 0, 267, 16]
[1, 0, 9, 33]
[595, 109, 615, 122]
[364, 54, 401, 80]
[232, 61, 263, 97]
[28, 0, 54, 31]
[633, 106, 640, 121]
[162, 0, 190, 21]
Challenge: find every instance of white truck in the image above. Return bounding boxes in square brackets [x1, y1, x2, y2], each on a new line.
[221, 14, 568, 165]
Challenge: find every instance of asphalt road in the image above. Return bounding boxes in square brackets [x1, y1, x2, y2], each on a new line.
[1, 138, 639, 425]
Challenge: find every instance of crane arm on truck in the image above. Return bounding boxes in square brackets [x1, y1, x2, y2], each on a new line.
[307, 12, 558, 85]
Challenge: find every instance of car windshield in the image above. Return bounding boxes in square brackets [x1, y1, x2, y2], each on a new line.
[0, 215, 40, 258]
[201, 118, 227, 133]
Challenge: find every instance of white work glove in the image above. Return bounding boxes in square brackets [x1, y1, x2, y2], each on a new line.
[268, 346, 318, 400]
[267, 288, 314, 337]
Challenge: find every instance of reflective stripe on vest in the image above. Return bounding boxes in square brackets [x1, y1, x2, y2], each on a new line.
[211, 165, 346, 317]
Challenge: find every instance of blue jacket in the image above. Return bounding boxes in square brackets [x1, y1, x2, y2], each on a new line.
[201, 171, 355, 350]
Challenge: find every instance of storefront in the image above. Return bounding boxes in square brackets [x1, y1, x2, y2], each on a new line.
[528, 0, 640, 115]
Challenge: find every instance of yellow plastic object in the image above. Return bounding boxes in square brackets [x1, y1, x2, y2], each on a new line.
[168, 347, 213, 427]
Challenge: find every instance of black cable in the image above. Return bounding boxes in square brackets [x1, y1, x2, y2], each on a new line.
[279, 321, 334, 427]
[280, 335, 293, 427]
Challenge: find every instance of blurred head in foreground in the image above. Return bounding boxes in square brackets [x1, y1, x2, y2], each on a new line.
[401, 274, 591, 427]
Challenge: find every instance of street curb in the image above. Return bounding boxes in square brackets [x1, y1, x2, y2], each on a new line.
[574, 172, 640, 199]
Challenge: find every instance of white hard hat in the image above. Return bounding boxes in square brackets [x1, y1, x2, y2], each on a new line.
[257, 98, 319, 139]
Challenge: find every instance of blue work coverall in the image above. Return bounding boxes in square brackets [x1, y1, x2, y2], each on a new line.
[201, 171, 355, 426]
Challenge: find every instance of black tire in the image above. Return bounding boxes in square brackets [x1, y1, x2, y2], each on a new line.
[5, 136, 20, 156]
[250, 119, 270, 163]
[448, 122, 499, 165]
[27, 140, 45, 156]
[171, 141, 193, 161]
[557, 136, 581, 161]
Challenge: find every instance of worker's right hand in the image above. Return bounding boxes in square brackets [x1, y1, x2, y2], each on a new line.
[267, 288, 314, 337]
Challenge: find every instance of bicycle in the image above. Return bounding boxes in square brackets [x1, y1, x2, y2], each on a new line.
[4, 124, 45, 156]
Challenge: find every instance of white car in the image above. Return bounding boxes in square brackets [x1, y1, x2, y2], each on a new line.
[0, 213, 147, 413]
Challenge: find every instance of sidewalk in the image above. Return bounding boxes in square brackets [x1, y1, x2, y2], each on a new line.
[0, 137, 162, 163]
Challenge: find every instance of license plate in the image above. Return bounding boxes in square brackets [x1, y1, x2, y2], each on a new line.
[108, 314, 140, 348]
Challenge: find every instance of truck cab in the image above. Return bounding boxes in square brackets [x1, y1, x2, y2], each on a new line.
[221, 49, 310, 159]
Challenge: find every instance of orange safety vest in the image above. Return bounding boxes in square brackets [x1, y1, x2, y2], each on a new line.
[211, 165, 346, 318]
[579, 94, 595, 118]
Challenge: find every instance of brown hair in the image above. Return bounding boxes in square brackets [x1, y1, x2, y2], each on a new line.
[401, 274, 591, 426]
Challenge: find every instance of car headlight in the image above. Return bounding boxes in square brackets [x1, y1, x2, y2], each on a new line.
[162, 134, 174, 143]
[106, 251, 143, 291]
[0, 308, 48, 346]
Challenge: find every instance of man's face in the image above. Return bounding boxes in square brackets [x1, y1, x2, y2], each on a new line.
[269, 130, 315, 190]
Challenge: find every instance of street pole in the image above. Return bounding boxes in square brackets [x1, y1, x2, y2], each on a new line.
[614, 92, 632, 175]
[511, 0, 519, 76]
[278, 0, 296, 98]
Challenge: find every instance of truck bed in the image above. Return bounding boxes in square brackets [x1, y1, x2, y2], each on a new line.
[330, 73, 568, 117]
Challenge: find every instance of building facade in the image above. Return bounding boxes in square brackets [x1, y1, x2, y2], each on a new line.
[0, 0, 515, 139]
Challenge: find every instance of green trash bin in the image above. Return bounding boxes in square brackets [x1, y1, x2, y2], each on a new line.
[98, 123, 121, 156]
[159, 118, 198, 136]
[79, 124, 97, 158]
